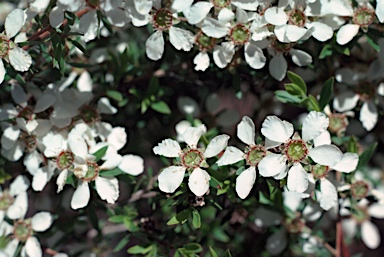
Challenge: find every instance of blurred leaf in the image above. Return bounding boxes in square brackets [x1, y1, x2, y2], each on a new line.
[151, 101, 171, 114]
[365, 33, 380, 52]
[93, 145, 108, 162]
[319, 44, 332, 59]
[127, 245, 152, 254]
[147, 77, 159, 95]
[123, 217, 139, 232]
[318, 77, 334, 110]
[287, 71, 307, 94]
[357, 142, 377, 170]
[209, 246, 219, 257]
[113, 235, 130, 252]
[222, 249, 232, 257]
[275, 90, 301, 104]
[191, 209, 201, 229]
[108, 215, 125, 223]
[68, 38, 87, 54]
[284, 83, 305, 97]
[106, 90, 124, 102]
[184, 243, 202, 253]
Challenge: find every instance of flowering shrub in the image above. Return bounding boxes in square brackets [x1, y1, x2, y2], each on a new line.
[0, 0, 384, 256]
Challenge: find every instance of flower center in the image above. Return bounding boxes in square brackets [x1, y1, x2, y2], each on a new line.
[211, 0, 231, 8]
[181, 148, 204, 169]
[153, 8, 173, 31]
[288, 9, 306, 27]
[229, 24, 251, 45]
[284, 139, 308, 163]
[311, 164, 329, 179]
[0, 191, 14, 211]
[21, 133, 37, 152]
[271, 38, 294, 53]
[353, 7, 375, 27]
[79, 105, 100, 125]
[329, 113, 348, 136]
[57, 151, 74, 170]
[195, 31, 216, 51]
[350, 181, 369, 200]
[17, 107, 35, 121]
[351, 205, 369, 224]
[284, 217, 305, 234]
[245, 145, 266, 166]
[82, 162, 100, 182]
[355, 82, 375, 101]
[0, 33, 10, 59]
[13, 220, 33, 242]
[86, 0, 100, 8]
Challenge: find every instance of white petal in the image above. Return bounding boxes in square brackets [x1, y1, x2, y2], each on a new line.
[169, 26, 194, 52]
[269, 54, 287, 81]
[361, 221, 380, 249]
[9, 175, 29, 196]
[202, 18, 230, 38]
[32, 169, 48, 191]
[336, 24, 360, 45]
[118, 154, 144, 176]
[244, 42, 266, 69]
[216, 146, 245, 166]
[5, 9, 26, 38]
[171, 0, 193, 13]
[231, 0, 258, 11]
[49, 6, 64, 27]
[0, 61, 5, 84]
[183, 2, 213, 24]
[218, 8, 235, 23]
[188, 168, 210, 196]
[99, 153, 122, 170]
[342, 218, 356, 238]
[306, 21, 333, 42]
[68, 134, 88, 159]
[11, 84, 28, 106]
[333, 91, 359, 112]
[34, 93, 56, 113]
[71, 181, 90, 210]
[9, 47, 32, 72]
[266, 229, 288, 256]
[95, 176, 119, 204]
[265, 137, 283, 149]
[302, 111, 329, 142]
[153, 138, 181, 158]
[313, 130, 331, 147]
[212, 43, 235, 68]
[290, 49, 312, 66]
[254, 206, 282, 228]
[368, 203, 384, 219]
[134, 0, 153, 15]
[31, 212, 53, 232]
[236, 166, 256, 199]
[237, 116, 255, 145]
[319, 178, 337, 211]
[264, 7, 288, 26]
[309, 145, 343, 166]
[25, 237, 42, 257]
[261, 115, 293, 143]
[145, 31, 164, 61]
[1, 126, 20, 150]
[158, 166, 185, 193]
[204, 134, 229, 158]
[377, 1, 384, 23]
[7, 192, 28, 219]
[258, 153, 287, 177]
[107, 126, 126, 150]
[360, 100, 378, 131]
[287, 164, 308, 193]
[193, 52, 210, 71]
[182, 125, 206, 147]
[56, 169, 68, 193]
[283, 25, 308, 42]
[332, 152, 358, 173]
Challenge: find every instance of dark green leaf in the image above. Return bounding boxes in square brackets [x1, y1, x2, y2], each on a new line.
[209, 247, 219, 257]
[108, 215, 125, 223]
[191, 209, 201, 229]
[147, 77, 159, 95]
[150, 101, 171, 114]
[287, 71, 307, 94]
[99, 168, 124, 177]
[113, 235, 130, 252]
[106, 90, 124, 102]
[176, 208, 191, 223]
[222, 249, 232, 257]
[183, 243, 202, 253]
[347, 136, 358, 154]
[68, 38, 87, 54]
[357, 142, 377, 170]
[365, 34, 380, 52]
[319, 44, 333, 59]
[93, 145, 108, 162]
[127, 245, 152, 254]
[318, 77, 334, 110]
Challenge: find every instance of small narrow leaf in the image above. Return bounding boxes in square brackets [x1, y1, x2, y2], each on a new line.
[209, 247, 219, 257]
[151, 101, 171, 114]
[284, 83, 306, 97]
[113, 235, 130, 252]
[93, 145, 108, 162]
[106, 90, 124, 102]
[318, 77, 334, 110]
[191, 209, 201, 229]
[274, 90, 301, 104]
[357, 142, 377, 170]
[287, 71, 307, 94]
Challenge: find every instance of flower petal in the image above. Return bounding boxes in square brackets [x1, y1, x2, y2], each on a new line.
[331, 152, 358, 173]
[9, 175, 29, 196]
[182, 125, 207, 147]
[333, 90, 359, 112]
[193, 52, 210, 71]
[5, 9, 26, 38]
[7, 191, 28, 220]
[368, 203, 384, 219]
[204, 134, 229, 158]
[287, 164, 308, 193]
[269, 54, 287, 81]
[31, 212, 53, 232]
[153, 138, 181, 158]
[290, 49, 312, 66]
[0, 60, 5, 84]
[171, 0, 193, 13]
[134, 0, 153, 15]
[360, 100, 378, 131]
[309, 144, 343, 166]
[145, 31, 164, 61]
[216, 146, 245, 166]
[118, 154, 144, 176]
[258, 153, 287, 177]
[237, 116, 255, 145]
[336, 24, 360, 45]
[236, 166, 256, 199]
[9, 47, 32, 72]
[183, 2, 213, 24]
[188, 167, 210, 196]
[71, 181, 90, 210]
[319, 178, 337, 211]
[24, 237, 42, 257]
[95, 176, 119, 204]
[158, 166, 185, 193]
[169, 26, 194, 52]
[302, 111, 329, 142]
[266, 229, 287, 256]
[361, 221, 380, 249]
[261, 115, 293, 143]
[264, 7, 288, 26]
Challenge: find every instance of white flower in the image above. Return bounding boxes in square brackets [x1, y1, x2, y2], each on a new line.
[154, 124, 229, 196]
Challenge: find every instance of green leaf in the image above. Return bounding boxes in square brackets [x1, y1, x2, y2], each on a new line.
[108, 215, 125, 223]
[113, 235, 130, 252]
[123, 217, 139, 232]
[99, 168, 124, 177]
[274, 90, 302, 104]
[365, 34, 380, 52]
[301, 95, 321, 112]
[176, 208, 191, 223]
[127, 245, 152, 255]
[209, 176, 223, 190]
[183, 243, 202, 253]
[357, 142, 377, 170]
[222, 249, 232, 257]
[347, 136, 359, 154]
[287, 71, 307, 94]
[284, 83, 306, 97]
[68, 38, 87, 54]
[147, 77, 159, 95]
[319, 44, 333, 59]
[65, 173, 76, 185]
[150, 101, 171, 114]
[93, 145, 108, 162]
[318, 77, 334, 110]
[191, 209, 201, 229]
[106, 90, 124, 102]
[167, 216, 179, 225]
[209, 247, 219, 257]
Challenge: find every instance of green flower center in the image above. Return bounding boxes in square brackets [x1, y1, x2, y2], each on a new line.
[13, 220, 33, 242]
[245, 145, 266, 166]
[82, 162, 100, 182]
[284, 139, 308, 163]
[57, 151, 74, 170]
[351, 205, 369, 224]
[350, 181, 369, 200]
[311, 164, 329, 179]
[153, 8, 172, 31]
[229, 24, 250, 45]
[353, 7, 375, 27]
[181, 148, 204, 169]
[288, 9, 306, 27]
[272, 39, 294, 53]
[329, 113, 348, 136]
[195, 31, 216, 51]
[0, 191, 14, 211]
[0, 34, 10, 59]
[211, 0, 231, 8]
[80, 105, 100, 125]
